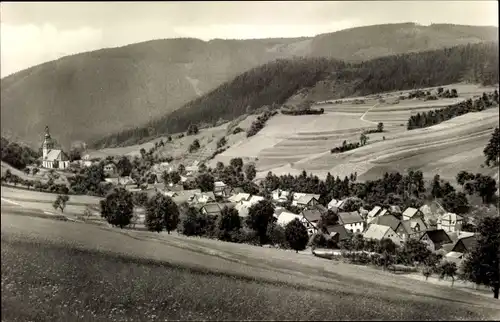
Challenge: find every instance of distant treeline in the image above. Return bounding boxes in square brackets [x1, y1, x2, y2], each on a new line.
[407, 90, 499, 130]
[281, 108, 324, 115]
[91, 42, 499, 148]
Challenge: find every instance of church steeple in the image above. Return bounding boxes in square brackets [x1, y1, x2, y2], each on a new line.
[42, 126, 54, 158]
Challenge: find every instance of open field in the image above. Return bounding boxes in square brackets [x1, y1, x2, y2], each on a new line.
[1, 161, 69, 185]
[1, 186, 102, 217]
[2, 209, 500, 321]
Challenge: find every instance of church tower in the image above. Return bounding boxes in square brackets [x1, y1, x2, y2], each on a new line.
[42, 126, 53, 159]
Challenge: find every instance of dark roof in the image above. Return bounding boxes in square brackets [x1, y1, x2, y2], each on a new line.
[302, 209, 322, 223]
[453, 235, 478, 252]
[325, 224, 350, 241]
[371, 214, 400, 231]
[312, 203, 328, 214]
[421, 229, 452, 244]
[201, 203, 222, 214]
[338, 211, 363, 225]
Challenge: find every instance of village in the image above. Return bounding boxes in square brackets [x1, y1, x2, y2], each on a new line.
[11, 125, 475, 271]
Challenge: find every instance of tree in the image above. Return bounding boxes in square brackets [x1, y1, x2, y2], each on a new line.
[69, 149, 82, 162]
[400, 239, 431, 265]
[360, 133, 368, 146]
[342, 197, 363, 212]
[285, 218, 309, 253]
[377, 238, 397, 255]
[217, 206, 242, 241]
[23, 168, 30, 176]
[139, 148, 146, 158]
[267, 222, 287, 248]
[116, 156, 133, 177]
[422, 266, 433, 281]
[475, 174, 497, 204]
[246, 200, 275, 245]
[187, 124, 199, 135]
[145, 193, 179, 234]
[132, 191, 149, 207]
[52, 194, 70, 213]
[32, 167, 40, 176]
[431, 174, 443, 199]
[170, 171, 182, 185]
[196, 173, 215, 192]
[460, 216, 500, 299]
[178, 164, 186, 175]
[230, 158, 244, 172]
[438, 261, 458, 287]
[180, 206, 205, 237]
[244, 164, 257, 181]
[100, 188, 134, 228]
[189, 139, 201, 153]
[377, 122, 384, 132]
[442, 191, 470, 214]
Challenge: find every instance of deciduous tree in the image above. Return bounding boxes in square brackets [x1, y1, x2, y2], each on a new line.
[246, 200, 275, 245]
[285, 218, 309, 253]
[100, 188, 134, 228]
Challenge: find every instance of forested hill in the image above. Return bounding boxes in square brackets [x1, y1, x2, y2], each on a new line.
[91, 42, 499, 148]
[1, 23, 497, 149]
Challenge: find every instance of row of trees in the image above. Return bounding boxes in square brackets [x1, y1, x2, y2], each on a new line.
[1, 169, 69, 194]
[363, 122, 384, 134]
[483, 127, 499, 167]
[407, 91, 499, 130]
[247, 110, 277, 137]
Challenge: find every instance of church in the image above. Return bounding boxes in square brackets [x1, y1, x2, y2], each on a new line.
[41, 126, 70, 169]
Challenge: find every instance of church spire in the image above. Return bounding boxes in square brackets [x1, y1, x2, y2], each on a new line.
[44, 126, 51, 138]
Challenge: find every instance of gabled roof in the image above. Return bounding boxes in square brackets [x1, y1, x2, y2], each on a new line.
[363, 224, 391, 240]
[445, 251, 464, 259]
[277, 211, 302, 227]
[370, 214, 400, 231]
[452, 235, 478, 252]
[400, 218, 427, 234]
[368, 206, 382, 218]
[297, 194, 320, 205]
[420, 229, 452, 245]
[312, 203, 328, 214]
[328, 199, 340, 209]
[402, 207, 420, 218]
[45, 149, 69, 161]
[248, 195, 264, 204]
[419, 200, 447, 217]
[201, 203, 223, 215]
[214, 181, 226, 187]
[378, 208, 388, 217]
[338, 211, 363, 225]
[325, 224, 350, 241]
[302, 209, 323, 223]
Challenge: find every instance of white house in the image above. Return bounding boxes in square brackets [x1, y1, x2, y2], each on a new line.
[228, 193, 251, 203]
[272, 189, 291, 204]
[338, 211, 365, 234]
[363, 224, 403, 245]
[437, 213, 464, 233]
[41, 126, 70, 170]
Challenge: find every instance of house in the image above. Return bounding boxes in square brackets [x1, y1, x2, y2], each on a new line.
[199, 203, 223, 217]
[276, 211, 302, 227]
[338, 211, 365, 234]
[397, 218, 427, 241]
[300, 209, 323, 235]
[327, 198, 344, 209]
[41, 126, 70, 169]
[324, 224, 350, 242]
[437, 213, 463, 233]
[363, 224, 403, 245]
[247, 195, 265, 205]
[228, 193, 251, 203]
[369, 214, 400, 232]
[420, 200, 447, 229]
[419, 229, 452, 252]
[234, 201, 253, 218]
[272, 189, 291, 204]
[168, 189, 202, 204]
[295, 194, 321, 209]
[402, 207, 424, 220]
[451, 235, 477, 254]
[213, 181, 228, 197]
[192, 192, 216, 205]
[367, 206, 383, 222]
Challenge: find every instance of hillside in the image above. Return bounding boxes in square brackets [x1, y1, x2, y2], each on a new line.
[92, 42, 499, 148]
[1, 23, 498, 149]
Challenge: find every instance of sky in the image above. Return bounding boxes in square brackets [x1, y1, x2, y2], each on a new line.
[1, 1, 498, 78]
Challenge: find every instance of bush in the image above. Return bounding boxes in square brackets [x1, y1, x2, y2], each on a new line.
[247, 111, 275, 137]
[216, 136, 227, 149]
[331, 141, 360, 153]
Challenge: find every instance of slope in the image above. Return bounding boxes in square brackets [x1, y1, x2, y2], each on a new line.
[93, 41, 499, 148]
[1, 23, 498, 149]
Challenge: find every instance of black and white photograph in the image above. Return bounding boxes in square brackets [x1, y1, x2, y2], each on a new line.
[1, 1, 499, 320]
